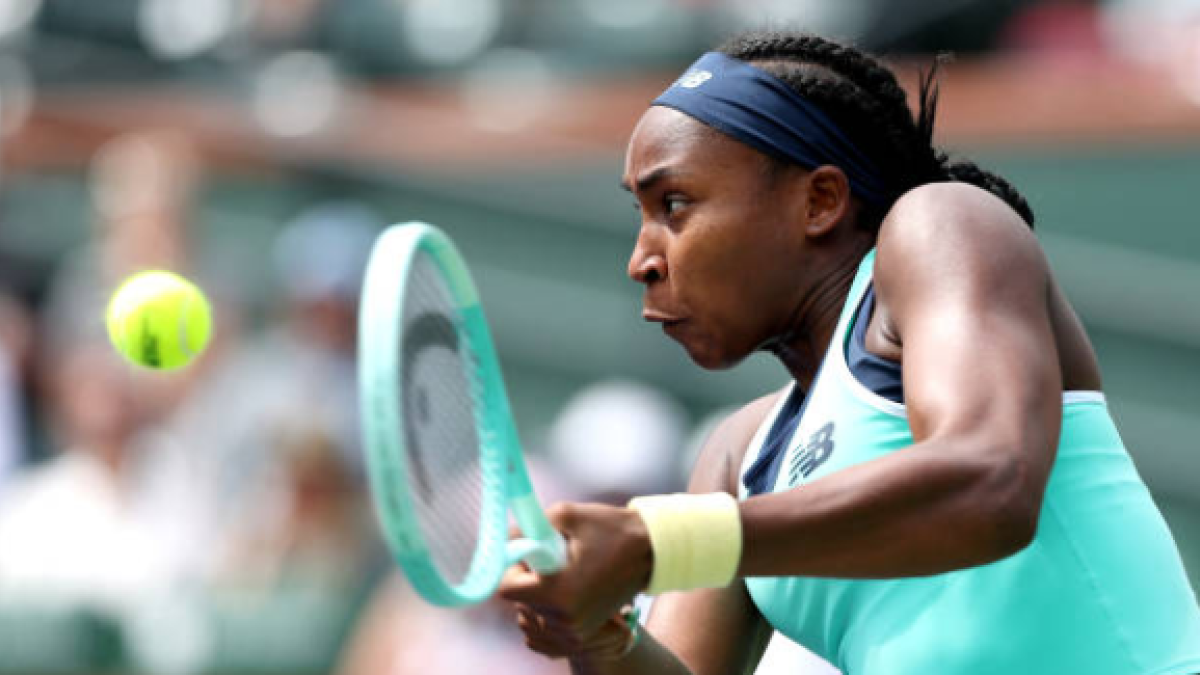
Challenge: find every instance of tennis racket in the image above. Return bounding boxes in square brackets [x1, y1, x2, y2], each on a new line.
[358, 222, 567, 607]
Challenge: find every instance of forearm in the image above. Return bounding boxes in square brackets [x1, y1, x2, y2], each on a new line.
[739, 436, 1040, 578]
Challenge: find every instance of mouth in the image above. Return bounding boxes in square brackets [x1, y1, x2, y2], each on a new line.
[643, 310, 686, 341]
[642, 309, 685, 325]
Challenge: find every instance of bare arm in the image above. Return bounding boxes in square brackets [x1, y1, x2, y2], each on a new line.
[740, 182, 1063, 577]
[502, 392, 781, 675]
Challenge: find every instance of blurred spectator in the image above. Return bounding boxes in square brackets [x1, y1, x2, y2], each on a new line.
[999, 0, 1106, 59]
[40, 129, 210, 435]
[211, 421, 375, 593]
[43, 129, 199, 345]
[168, 200, 382, 589]
[1100, 0, 1200, 101]
[0, 339, 204, 606]
[545, 378, 689, 504]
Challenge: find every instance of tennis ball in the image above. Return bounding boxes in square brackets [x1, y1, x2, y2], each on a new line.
[106, 270, 212, 370]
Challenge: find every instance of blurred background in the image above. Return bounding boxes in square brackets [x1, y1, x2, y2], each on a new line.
[0, 0, 1197, 673]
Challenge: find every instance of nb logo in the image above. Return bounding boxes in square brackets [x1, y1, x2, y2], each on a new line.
[677, 69, 712, 89]
[787, 421, 835, 485]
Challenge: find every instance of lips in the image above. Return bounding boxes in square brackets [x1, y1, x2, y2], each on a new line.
[642, 309, 684, 324]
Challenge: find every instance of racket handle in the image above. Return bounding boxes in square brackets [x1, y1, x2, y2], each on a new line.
[509, 492, 568, 573]
[528, 531, 567, 573]
[506, 531, 567, 574]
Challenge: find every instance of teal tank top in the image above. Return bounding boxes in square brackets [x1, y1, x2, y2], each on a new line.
[738, 251, 1200, 675]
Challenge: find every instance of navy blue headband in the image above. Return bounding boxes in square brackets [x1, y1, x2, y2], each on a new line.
[653, 52, 888, 206]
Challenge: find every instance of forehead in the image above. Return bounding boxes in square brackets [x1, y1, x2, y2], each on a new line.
[623, 106, 765, 185]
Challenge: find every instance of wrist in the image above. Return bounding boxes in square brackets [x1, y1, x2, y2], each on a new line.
[627, 492, 743, 595]
[621, 506, 655, 592]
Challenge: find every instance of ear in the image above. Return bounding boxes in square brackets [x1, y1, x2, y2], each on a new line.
[802, 166, 852, 238]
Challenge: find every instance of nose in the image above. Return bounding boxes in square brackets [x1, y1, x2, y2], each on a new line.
[627, 225, 667, 284]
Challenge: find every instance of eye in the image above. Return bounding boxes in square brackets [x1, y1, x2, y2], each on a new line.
[664, 194, 688, 217]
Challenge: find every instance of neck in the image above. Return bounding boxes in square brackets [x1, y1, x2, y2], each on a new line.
[765, 249, 866, 388]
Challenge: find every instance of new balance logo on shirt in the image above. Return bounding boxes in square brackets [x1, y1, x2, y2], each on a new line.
[788, 421, 836, 486]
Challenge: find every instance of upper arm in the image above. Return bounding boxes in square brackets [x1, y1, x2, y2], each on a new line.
[645, 390, 782, 675]
[875, 183, 1062, 514]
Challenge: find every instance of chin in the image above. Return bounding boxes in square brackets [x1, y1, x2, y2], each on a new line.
[681, 342, 744, 371]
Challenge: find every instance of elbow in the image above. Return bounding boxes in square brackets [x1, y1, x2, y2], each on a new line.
[974, 454, 1045, 561]
[989, 491, 1040, 559]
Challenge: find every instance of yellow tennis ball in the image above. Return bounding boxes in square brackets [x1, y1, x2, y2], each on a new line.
[106, 270, 212, 370]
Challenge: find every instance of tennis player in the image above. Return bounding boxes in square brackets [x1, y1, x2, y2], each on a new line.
[499, 30, 1200, 675]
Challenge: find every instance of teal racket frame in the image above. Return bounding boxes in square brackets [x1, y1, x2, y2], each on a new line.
[358, 222, 565, 607]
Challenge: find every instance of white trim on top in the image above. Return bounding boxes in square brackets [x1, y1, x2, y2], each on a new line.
[1063, 391, 1107, 406]
[830, 260, 910, 419]
[737, 382, 798, 500]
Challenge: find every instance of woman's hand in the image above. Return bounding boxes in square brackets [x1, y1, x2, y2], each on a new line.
[499, 502, 652, 640]
[513, 604, 638, 662]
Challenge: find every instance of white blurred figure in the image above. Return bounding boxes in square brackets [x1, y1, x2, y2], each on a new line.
[0, 335, 215, 675]
[546, 378, 689, 504]
[0, 340, 200, 607]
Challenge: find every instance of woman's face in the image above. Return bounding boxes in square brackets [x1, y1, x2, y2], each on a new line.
[623, 106, 812, 370]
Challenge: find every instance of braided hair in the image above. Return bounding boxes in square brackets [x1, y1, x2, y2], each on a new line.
[718, 30, 1035, 229]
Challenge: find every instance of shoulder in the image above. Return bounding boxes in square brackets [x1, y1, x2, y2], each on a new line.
[687, 387, 788, 495]
[878, 181, 1038, 258]
[873, 182, 1049, 306]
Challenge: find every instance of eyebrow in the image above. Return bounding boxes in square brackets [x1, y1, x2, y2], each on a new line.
[620, 167, 681, 194]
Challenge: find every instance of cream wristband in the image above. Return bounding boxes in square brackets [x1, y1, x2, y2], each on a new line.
[627, 492, 743, 595]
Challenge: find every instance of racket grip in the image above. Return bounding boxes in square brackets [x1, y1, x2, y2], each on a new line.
[527, 531, 567, 573]
[509, 492, 568, 573]
[506, 531, 567, 574]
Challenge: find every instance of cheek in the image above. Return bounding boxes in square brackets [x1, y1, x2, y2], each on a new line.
[672, 264, 767, 366]
[676, 232, 793, 352]
[675, 230, 768, 316]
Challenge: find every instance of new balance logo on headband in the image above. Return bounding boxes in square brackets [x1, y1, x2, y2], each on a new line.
[677, 69, 712, 89]
[653, 52, 887, 206]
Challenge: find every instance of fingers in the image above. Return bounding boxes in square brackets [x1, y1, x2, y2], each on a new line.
[516, 605, 572, 658]
[513, 604, 634, 661]
[503, 501, 644, 626]
[498, 563, 549, 605]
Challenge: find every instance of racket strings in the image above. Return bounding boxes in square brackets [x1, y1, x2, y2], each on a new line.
[401, 252, 486, 585]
